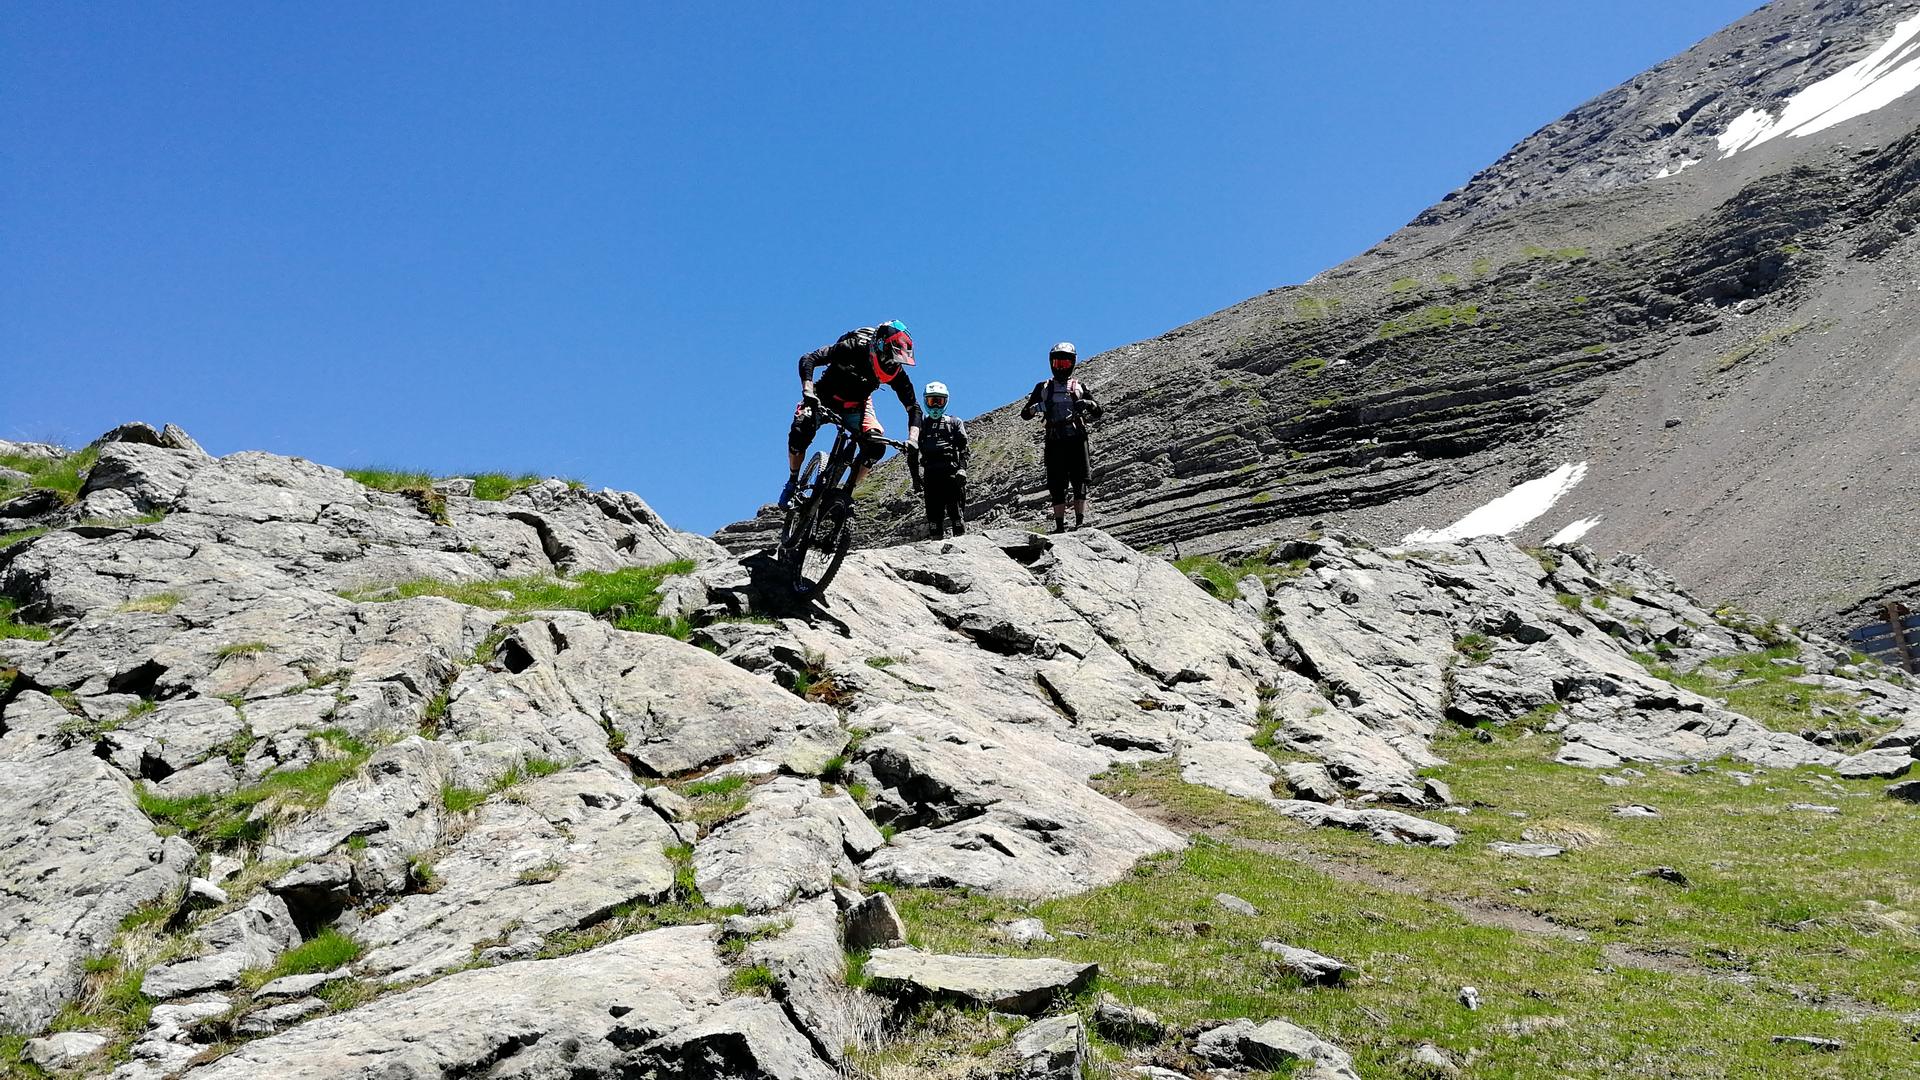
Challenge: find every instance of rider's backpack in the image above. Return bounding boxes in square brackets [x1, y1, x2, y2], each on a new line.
[1032, 377, 1088, 439]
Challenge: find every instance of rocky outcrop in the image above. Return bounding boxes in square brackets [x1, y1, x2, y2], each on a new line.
[3, 423, 1910, 1076]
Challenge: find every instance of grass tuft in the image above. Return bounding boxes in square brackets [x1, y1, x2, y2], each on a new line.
[0, 598, 52, 642]
[347, 562, 694, 640]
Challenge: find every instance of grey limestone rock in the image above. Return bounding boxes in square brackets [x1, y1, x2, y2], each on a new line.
[1093, 999, 1164, 1044]
[1215, 893, 1259, 917]
[842, 892, 908, 950]
[863, 948, 1097, 1015]
[1008, 1014, 1090, 1079]
[1193, 1018, 1360, 1079]
[24, 1031, 109, 1069]
[177, 925, 749, 1079]
[1835, 747, 1915, 779]
[1260, 941, 1351, 985]
[0, 752, 195, 1032]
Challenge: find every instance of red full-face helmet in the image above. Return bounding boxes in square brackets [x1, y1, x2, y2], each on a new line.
[871, 320, 915, 381]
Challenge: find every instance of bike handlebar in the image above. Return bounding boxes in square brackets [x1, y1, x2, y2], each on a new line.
[811, 404, 911, 452]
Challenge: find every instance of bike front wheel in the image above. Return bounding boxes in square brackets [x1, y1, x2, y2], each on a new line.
[789, 490, 855, 598]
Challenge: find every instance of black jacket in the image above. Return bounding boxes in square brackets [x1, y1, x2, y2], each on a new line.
[918, 415, 969, 475]
[798, 328, 922, 428]
[1021, 376, 1101, 439]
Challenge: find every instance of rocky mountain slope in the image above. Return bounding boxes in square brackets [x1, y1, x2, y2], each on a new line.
[785, 0, 1920, 633]
[4, 426, 1918, 1077]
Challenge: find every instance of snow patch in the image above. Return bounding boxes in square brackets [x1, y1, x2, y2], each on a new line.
[1546, 517, 1603, 545]
[1652, 158, 1699, 180]
[1404, 463, 1590, 544]
[1718, 12, 1920, 157]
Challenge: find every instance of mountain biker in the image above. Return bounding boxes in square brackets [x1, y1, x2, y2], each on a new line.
[780, 321, 922, 508]
[914, 380, 969, 538]
[1020, 341, 1102, 533]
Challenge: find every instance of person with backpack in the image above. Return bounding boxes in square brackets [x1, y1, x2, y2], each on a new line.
[1020, 341, 1103, 533]
[779, 321, 921, 509]
[913, 380, 969, 538]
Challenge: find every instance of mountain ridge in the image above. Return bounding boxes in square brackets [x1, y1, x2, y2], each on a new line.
[725, 0, 1920, 634]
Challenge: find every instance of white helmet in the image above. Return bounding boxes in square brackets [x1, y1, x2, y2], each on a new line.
[924, 381, 949, 401]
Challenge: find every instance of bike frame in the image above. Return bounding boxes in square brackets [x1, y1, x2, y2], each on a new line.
[777, 405, 908, 597]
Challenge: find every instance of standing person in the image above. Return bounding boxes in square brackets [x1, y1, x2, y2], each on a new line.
[915, 380, 969, 538]
[779, 321, 921, 509]
[1020, 341, 1102, 533]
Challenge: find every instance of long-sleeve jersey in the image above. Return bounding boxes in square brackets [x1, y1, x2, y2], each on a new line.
[1022, 376, 1101, 439]
[798, 329, 923, 429]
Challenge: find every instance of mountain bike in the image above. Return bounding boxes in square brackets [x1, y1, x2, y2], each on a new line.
[777, 405, 909, 598]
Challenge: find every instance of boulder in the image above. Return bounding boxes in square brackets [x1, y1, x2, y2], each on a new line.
[176, 926, 773, 1079]
[1093, 1000, 1164, 1044]
[235, 996, 328, 1038]
[1008, 1014, 1089, 1079]
[1835, 748, 1915, 780]
[1489, 841, 1564, 858]
[24, 1031, 109, 1069]
[1193, 1018, 1359, 1079]
[1260, 941, 1351, 985]
[626, 997, 839, 1079]
[863, 948, 1097, 1015]
[254, 969, 350, 1000]
[842, 892, 908, 950]
[1215, 893, 1259, 917]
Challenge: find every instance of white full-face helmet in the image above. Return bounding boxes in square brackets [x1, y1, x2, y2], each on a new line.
[924, 381, 950, 408]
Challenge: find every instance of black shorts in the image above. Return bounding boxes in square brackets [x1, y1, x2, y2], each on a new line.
[1043, 437, 1089, 504]
[788, 400, 885, 464]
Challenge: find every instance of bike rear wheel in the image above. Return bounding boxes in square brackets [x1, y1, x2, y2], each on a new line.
[790, 497, 854, 598]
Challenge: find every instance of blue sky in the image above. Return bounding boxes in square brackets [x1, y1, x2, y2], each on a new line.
[2, 1, 1761, 532]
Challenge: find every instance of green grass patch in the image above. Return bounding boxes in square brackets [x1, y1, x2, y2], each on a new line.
[1173, 550, 1311, 602]
[675, 775, 752, 831]
[135, 736, 373, 847]
[215, 642, 270, 659]
[420, 691, 450, 733]
[0, 526, 49, 550]
[684, 774, 747, 798]
[880, 751, 1920, 1076]
[119, 591, 183, 614]
[0, 599, 52, 642]
[729, 963, 778, 995]
[469, 473, 543, 501]
[1288, 355, 1328, 376]
[346, 561, 694, 640]
[1636, 646, 1884, 736]
[1455, 633, 1494, 665]
[865, 655, 899, 670]
[1377, 303, 1483, 340]
[1388, 276, 1421, 293]
[263, 929, 362, 980]
[442, 784, 489, 813]
[0, 446, 99, 505]
[441, 755, 574, 815]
